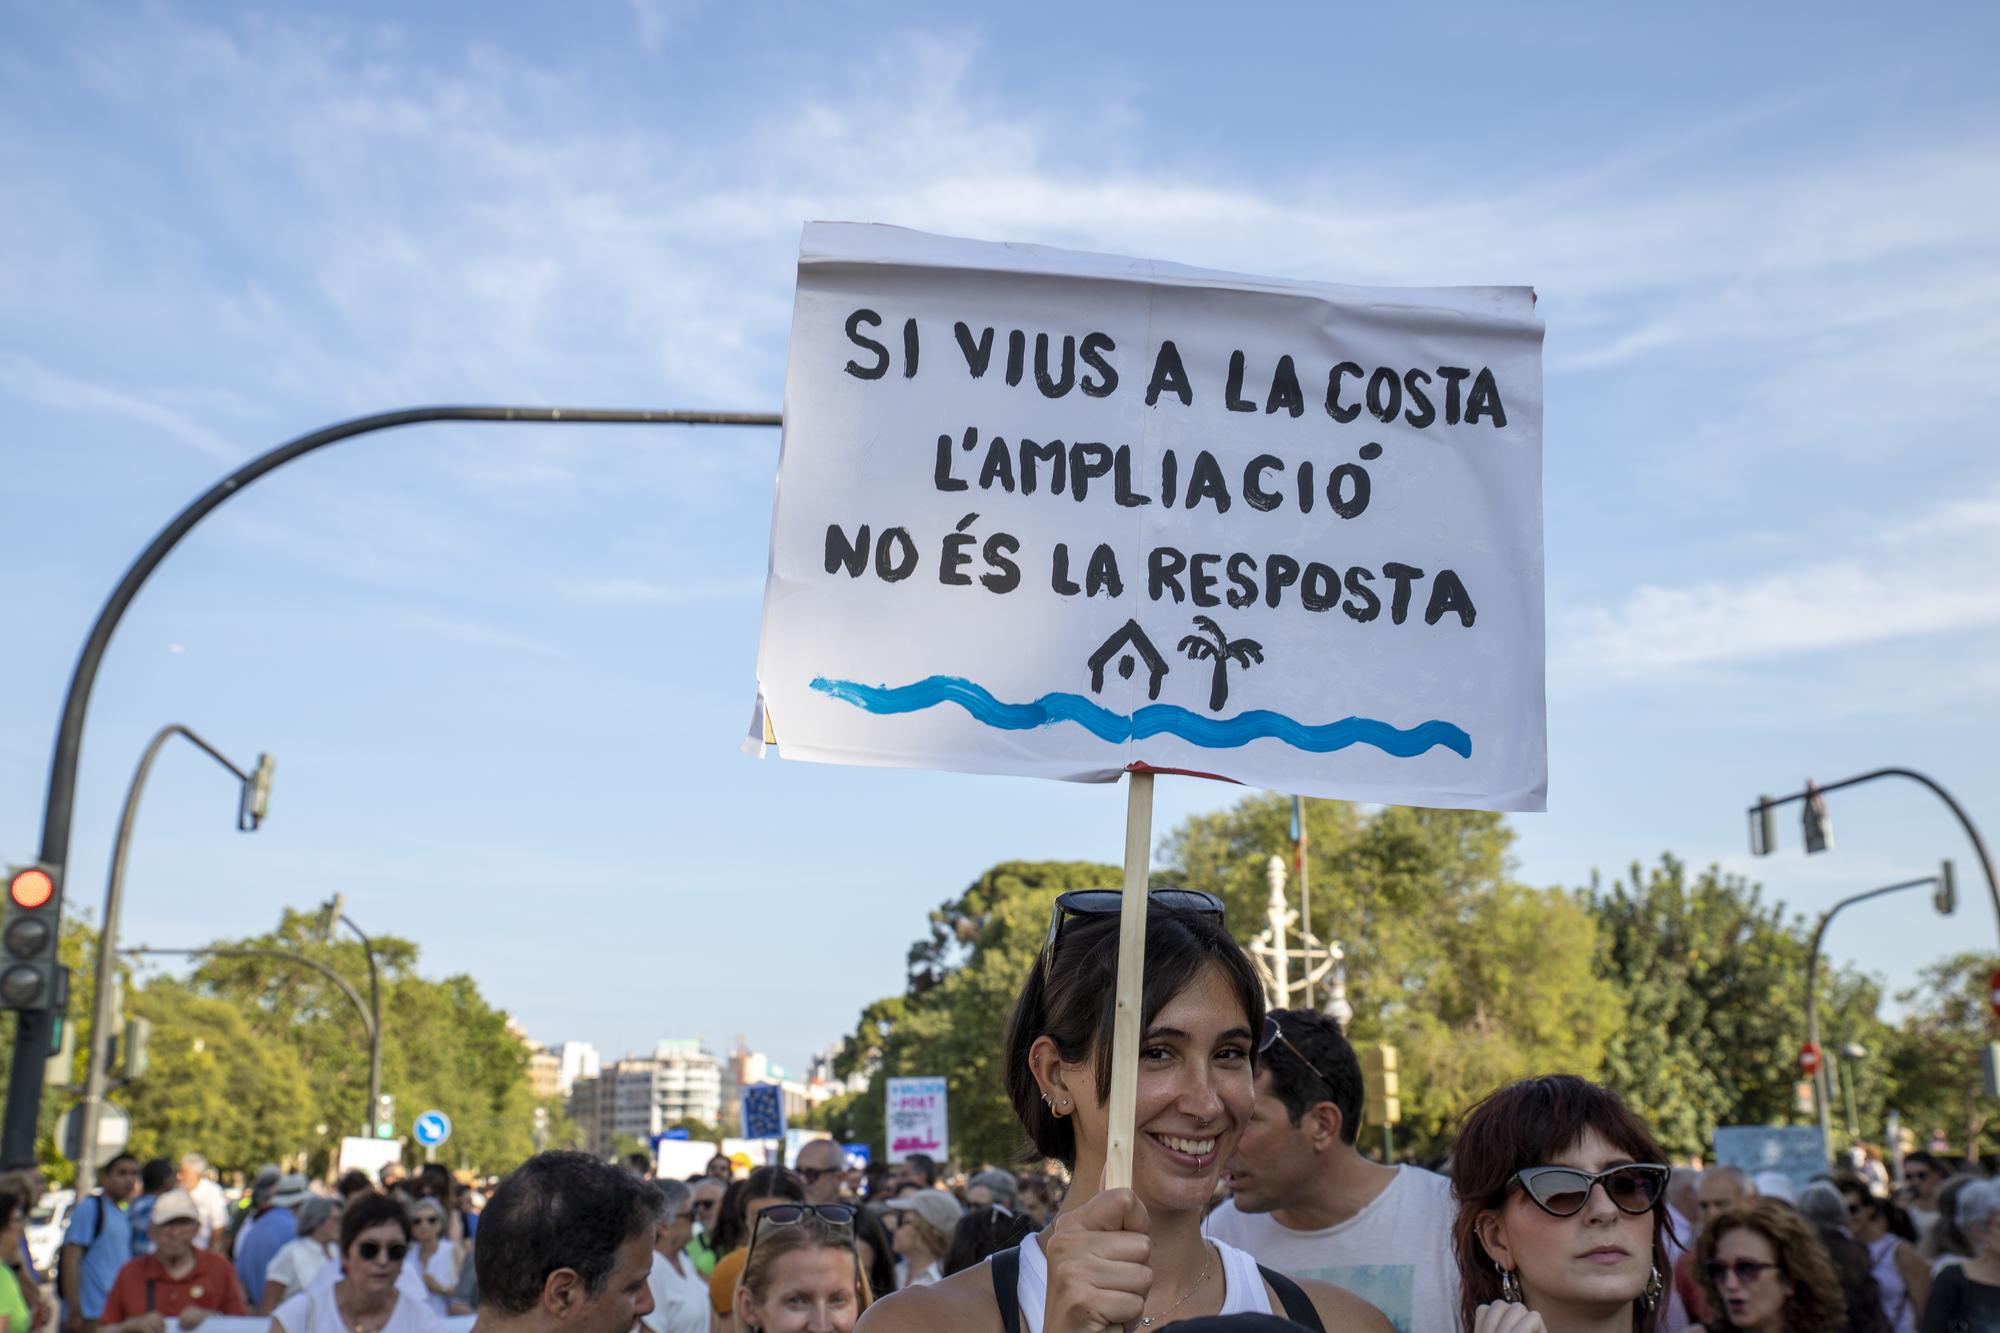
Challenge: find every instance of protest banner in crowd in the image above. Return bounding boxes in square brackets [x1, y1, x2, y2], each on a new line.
[753, 224, 1545, 811]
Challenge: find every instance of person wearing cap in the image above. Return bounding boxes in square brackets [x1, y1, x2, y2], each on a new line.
[883, 1189, 961, 1289]
[257, 1196, 343, 1314]
[233, 1174, 304, 1308]
[962, 1171, 1017, 1212]
[98, 1189, 246, 1332]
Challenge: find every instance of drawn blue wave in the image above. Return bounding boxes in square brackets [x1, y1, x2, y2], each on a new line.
[809, 675, 1471, 759]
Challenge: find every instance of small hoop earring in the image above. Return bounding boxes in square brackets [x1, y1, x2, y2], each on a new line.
[1643, 1264, 1662, 1312]
[1499, 1268, 1522, 1304]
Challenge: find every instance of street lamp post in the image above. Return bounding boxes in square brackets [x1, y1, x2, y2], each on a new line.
[1839, 1043, 1868, 1143]
[74, 727, 272, 1197]
[122, 945, 376, 1137]
[317, 896, 381, 1137]
[4, 404, 779, 1168]
[1804, 866, 1954, 1162]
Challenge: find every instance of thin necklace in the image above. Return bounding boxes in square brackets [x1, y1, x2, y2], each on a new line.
[1136, 1245, 1213, 1327]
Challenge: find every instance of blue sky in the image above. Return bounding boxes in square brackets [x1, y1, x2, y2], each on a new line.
[4, 2, 1998, 1077]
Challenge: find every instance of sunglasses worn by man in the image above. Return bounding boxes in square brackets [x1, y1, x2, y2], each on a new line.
[1258, 1014, 1344, 1093]
[1510, 1163, 1670, 1217]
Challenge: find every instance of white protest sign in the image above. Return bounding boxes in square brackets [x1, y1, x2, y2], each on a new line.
[885, 1075, 948, 1163]
[753, 224, 1545, 810]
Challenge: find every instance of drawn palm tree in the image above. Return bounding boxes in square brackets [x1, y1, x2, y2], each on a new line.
[1177, 615, 1264, 712]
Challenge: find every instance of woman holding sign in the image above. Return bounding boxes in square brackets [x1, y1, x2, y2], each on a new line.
[857, 889, 1390, 1333]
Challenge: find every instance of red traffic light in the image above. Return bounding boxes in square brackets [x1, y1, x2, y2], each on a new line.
[8, 869, 53, 910]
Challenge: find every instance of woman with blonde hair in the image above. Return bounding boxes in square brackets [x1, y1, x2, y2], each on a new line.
[734, 1205, 871, 1333]
[1694, 1200, 1845, 1333]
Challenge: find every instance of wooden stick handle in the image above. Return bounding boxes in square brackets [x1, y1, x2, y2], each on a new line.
[1103, 769, 1155, 1191]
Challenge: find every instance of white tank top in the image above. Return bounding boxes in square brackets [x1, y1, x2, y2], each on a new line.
[1869, 1234, 1917, 1333]
[1014, 1231, 1273, 1332]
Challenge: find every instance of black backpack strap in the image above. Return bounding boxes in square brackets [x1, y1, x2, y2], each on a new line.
[1258, 1264, 1325, 1332]
[990, 1245, 1022, 1333]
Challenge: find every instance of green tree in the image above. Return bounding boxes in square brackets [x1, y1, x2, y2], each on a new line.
[834, 861, 1117, 1168]
[1582, 855, 1897, 1159]
[1390, 883, 1618, 1140]
[1882, 952, 2000, 1156]
[1160, 795, 1610, 1151]
[119, 980, 315, 1170]
[173, 908, 539, 1174]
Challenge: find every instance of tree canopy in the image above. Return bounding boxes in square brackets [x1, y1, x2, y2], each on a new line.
[835, 794, 1987, 1168]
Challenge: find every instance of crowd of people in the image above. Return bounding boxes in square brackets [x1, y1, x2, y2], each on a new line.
[3, 888, 1994, 1333]
[0, 1153, 483, 1333]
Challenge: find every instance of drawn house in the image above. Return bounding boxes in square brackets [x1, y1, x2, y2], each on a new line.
[1086, 619, 1171, 701]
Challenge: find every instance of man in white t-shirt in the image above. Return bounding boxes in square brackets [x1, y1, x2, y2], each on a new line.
[175, 1155, 230, 1251]
[1204, 1008, 1458, 1333]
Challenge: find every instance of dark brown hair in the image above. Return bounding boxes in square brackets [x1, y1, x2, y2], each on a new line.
[1449, 1075, 1671, 1333]
[340, 1190, 412, 1255]
[1002, 900, 1265, 1167]
[712, 1167, 804, 1254]
[1695, 1200, 1845, 1333]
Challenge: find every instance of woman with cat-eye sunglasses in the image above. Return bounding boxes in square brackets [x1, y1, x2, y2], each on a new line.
[1453, 1075, 1674, 1333]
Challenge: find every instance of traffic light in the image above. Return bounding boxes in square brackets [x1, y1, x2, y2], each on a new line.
[1750, 796, 1777, 856]
[2, 864, 64, 1011]
[239, 754, 275, 832]
[376, 1093, 396, 1140]
[1360, 1044, 1401, 1127]
[120, 1017, 152, 1080]
[1803, 781, 1833, 854]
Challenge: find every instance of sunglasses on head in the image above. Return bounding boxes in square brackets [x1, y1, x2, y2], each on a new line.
[1510, 1163, 1670, 1217]
[1041, 889, 1225, 987]
[355, 1240, 409, 1263]
[743, 1204, 861, 1295]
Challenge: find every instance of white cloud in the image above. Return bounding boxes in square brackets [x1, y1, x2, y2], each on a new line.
[12, 12, 1997, 430]
[1559, 487, 2000, 674]
[0, 353, 238, 461]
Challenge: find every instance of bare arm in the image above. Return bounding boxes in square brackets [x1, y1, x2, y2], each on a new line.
[855, 1274, 999, 1333]
[1898, 1242, 1932, 1320]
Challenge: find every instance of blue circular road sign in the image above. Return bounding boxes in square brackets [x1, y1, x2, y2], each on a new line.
[413, 1110, 452, 1146]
